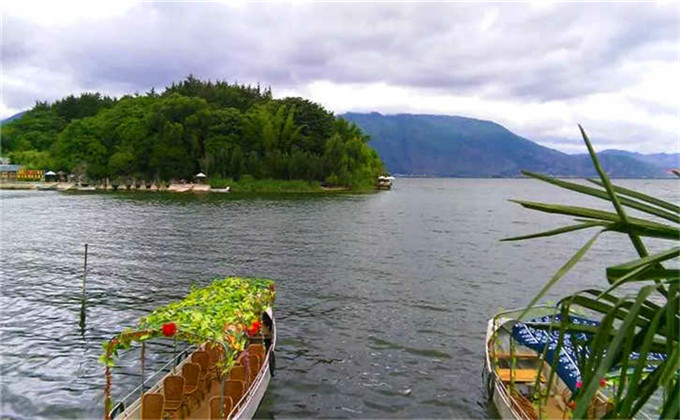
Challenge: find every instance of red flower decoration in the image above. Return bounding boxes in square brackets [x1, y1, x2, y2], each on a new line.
[567, 401, 576, 410]
[161, 322, 177, 337]
[600, 378, 607, 387]
[575, 381, 583, 389]
[246, 320, 261, 337]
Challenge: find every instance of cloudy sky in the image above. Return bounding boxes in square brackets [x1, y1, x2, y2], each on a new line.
[2, 1, 679, 153]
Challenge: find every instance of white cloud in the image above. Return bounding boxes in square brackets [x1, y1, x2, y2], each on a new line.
[1, 2, 678, 153]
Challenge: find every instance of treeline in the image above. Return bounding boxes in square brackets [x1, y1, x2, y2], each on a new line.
[1, 76, 384, 188]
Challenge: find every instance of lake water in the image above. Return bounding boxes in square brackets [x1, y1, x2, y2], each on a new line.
[0, 178, 677, 419]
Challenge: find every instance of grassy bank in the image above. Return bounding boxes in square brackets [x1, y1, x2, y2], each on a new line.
[210, 176, 327, 193]
[209, 176, 378, 193]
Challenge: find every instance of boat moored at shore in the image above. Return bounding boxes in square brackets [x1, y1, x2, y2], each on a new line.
[485, 306, 663, 420]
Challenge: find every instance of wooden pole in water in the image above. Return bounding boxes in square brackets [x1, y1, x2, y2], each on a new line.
[83, 244, 88, 293]
[79, 244, 88, 331]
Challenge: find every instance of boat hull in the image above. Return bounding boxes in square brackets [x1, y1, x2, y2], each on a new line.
[233, 306, 276, 419]
[485, 317, 526, 420]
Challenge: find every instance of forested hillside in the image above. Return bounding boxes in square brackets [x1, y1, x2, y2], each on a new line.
[343, 113, 669, 178]
[1, 77, 384, 188]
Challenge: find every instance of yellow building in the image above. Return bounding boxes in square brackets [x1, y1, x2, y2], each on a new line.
[17, 168, 44, 181]
[0, 165, 45, 182]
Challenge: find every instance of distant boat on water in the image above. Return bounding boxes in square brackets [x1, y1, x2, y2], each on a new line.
[377, 176, 394, 190]
[211, 186, 231, 193]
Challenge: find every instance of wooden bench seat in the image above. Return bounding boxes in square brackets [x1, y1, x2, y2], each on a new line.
[494, 352, 540, 360]
[496, 368, 545, 383]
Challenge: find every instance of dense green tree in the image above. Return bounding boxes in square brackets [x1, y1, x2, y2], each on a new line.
[1, 76, 384, 188]
[53, 118, 108, 179]
[230, 145, 244, 180]
[1, 109, 66, 153]
[276, 97, 335, 153]
[7, 150, 53, 170]
[52, 93, 115, 122]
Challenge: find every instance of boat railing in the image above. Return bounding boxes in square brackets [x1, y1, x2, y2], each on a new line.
[227, 336, 274, 418]
[491, 305, 559, 325]
[109, 344, 196, 419]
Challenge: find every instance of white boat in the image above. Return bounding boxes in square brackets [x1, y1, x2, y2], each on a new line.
[211, 187, 231, 193]
[36, 182, 58, 190]
[103, 278, 276, 420]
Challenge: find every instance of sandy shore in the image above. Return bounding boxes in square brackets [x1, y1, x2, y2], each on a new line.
[0, 182, 222, 193]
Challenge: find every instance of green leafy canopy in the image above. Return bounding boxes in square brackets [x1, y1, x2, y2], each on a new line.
[99, 277, 275, 371]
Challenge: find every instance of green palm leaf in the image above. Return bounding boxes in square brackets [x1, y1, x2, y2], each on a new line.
[503, 126, 678, 418]
[522, 170, 680, 223]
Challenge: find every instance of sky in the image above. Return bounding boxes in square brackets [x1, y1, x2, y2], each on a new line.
[2, 1, 679, 154]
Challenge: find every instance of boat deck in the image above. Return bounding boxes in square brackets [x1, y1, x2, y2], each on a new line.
[114, 335, 273, 420]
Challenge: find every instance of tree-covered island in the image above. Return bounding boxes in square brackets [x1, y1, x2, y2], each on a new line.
[1, 76, 385, 191]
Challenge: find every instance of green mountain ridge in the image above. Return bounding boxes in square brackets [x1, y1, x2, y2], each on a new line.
[342, 112, 672, 178]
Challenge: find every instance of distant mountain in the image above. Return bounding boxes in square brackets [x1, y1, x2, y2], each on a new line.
[342, 112, 670, 178]
[592, 150, 679, 171]
[1, 111, 27, 124]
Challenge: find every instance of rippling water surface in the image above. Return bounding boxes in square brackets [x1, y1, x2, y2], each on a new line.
[1, 178, 677, 419]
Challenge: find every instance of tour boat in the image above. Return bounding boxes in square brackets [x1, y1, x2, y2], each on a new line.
[485, 306, 662, 419]
[102, 277, 276, 420]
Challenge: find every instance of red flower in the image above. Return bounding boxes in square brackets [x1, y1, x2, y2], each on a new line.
[567, 401, 576, 410]
[161, 322, 177, 337]
[246, 320, 261, 337]
[575, 381, 583, 389]
[600, 378, 607, 387]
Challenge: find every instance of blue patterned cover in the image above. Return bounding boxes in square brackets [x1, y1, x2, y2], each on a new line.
[511, 315, 666, 391]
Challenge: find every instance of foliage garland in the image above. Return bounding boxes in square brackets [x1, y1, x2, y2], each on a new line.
[100, 277, 275, 416]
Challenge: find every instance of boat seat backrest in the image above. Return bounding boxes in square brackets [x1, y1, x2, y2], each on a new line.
[224, 380, 244, 405]
[236, 352, 247, 367]
[182, 362, 201, 387]
[209, 395, 234, 419]
[229, 365, 248, 383]
[207, 343, 222, 365]
[192, 351, 210, 376]
[141, 393, 164, 420]
[249, 344, 265, 360]
[163, 376, 185, 402]
[248, 355, 261, 381]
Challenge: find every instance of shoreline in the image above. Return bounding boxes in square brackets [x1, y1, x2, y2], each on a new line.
[0, 181, 359, 194]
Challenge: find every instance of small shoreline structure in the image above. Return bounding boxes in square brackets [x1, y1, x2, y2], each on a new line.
[376, 175, 394, 190]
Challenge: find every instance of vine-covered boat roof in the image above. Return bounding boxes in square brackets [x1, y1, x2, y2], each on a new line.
[100, 277, 275, 368]
[100, 277, 275, 417]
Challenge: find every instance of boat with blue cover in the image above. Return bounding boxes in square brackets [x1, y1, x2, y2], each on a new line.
[485, 306, 665, 419]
